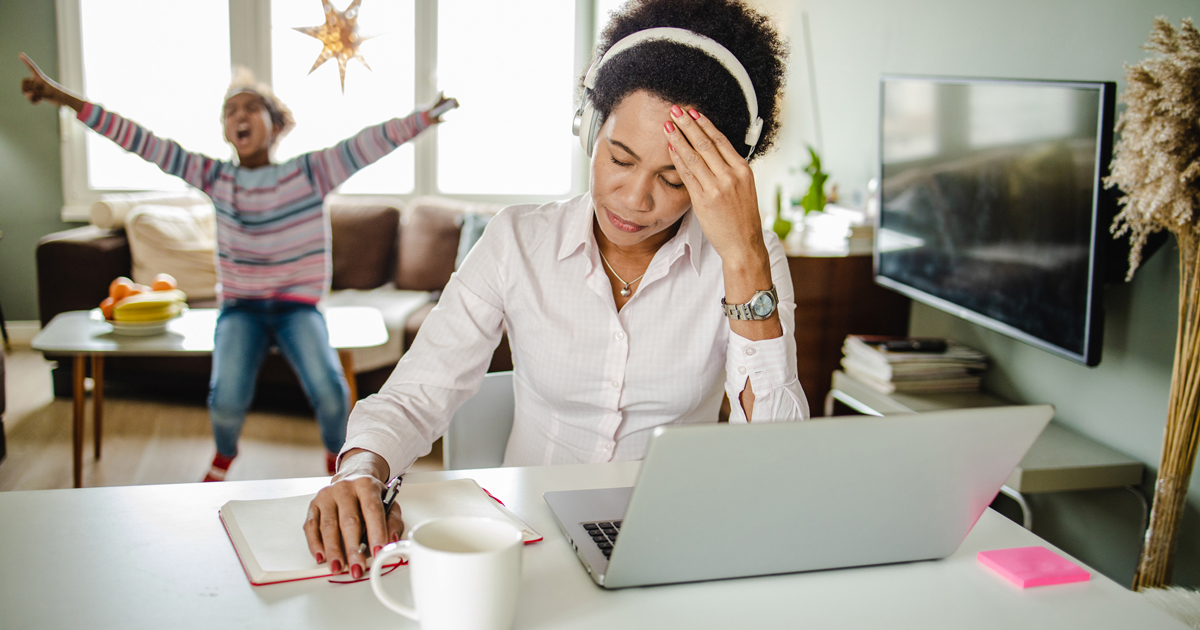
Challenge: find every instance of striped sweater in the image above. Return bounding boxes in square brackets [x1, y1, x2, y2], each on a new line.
[79, 102, 431, 304]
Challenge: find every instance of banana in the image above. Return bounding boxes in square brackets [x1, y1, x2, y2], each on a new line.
[114, 303, 183, 322]
[113, 290, 187, 322]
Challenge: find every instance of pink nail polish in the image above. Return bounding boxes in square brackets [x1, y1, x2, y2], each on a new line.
[316, 552, 325, 564]
[669, 144, 675, 152]
[351, 563, 363, 579]
[689, 109, 700, 120]
[373, 545, 382, 556]
[331, 559, 342, 574]
[391, 532, 400, 542]
[664, 121, 676, 133]
[671, 104, 684, 118]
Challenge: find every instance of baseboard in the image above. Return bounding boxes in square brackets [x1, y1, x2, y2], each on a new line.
[4, 320, 41, 346]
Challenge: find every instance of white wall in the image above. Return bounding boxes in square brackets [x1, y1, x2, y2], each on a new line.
[747, 0, 1199, 587]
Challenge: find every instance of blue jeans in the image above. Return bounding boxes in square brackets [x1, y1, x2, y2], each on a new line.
[208, 300, 350, 458]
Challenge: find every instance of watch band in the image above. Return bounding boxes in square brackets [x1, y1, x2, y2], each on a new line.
[722, 285, 778, 321]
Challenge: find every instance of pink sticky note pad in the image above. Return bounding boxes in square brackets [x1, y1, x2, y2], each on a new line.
[977, 546, 1091, 588]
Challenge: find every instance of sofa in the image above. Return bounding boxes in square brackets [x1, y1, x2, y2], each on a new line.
[35, 195, 513, 400]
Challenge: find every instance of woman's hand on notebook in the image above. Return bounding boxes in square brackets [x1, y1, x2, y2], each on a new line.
[303, 449, 404, 580]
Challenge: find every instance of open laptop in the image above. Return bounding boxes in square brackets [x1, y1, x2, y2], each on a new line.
[544, 404, 1053, 588]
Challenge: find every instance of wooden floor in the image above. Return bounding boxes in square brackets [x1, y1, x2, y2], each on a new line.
[0, 346, 442, 492]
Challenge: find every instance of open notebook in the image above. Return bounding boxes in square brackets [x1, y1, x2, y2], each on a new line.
[219, 478, 542, 586]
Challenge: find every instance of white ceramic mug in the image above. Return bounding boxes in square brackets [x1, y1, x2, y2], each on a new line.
[370, 517, 524, 630]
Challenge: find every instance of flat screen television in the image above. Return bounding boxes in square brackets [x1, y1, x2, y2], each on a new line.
[875, 75, 1117, 366]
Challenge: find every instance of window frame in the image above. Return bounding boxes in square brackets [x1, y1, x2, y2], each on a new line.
[55, 0, 596, 222]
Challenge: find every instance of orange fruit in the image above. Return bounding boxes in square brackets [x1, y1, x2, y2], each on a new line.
[151, 273, 178, 292]
[110, 277, 134, 301]
[128, 284, 149, 298]
[100, 297, 116, 320]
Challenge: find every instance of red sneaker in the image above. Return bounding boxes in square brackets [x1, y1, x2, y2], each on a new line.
[203, 452, 235, 482]
[326, 451, 338, 475]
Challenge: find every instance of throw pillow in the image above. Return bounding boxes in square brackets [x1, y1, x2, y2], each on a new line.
[124, 204, 218, 299]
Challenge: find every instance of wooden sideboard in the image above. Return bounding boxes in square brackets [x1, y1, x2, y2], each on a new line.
[788, 252, 910, 411]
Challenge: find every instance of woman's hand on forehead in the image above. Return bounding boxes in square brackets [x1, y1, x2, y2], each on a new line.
[663, 105, 764, 265]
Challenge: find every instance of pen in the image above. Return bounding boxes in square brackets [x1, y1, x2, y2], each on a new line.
[361, 476, 402, 557]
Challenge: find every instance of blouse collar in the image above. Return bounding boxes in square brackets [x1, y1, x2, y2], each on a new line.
[557, 192, 705, 276]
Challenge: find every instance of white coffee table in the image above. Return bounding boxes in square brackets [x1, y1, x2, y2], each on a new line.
[31, 306, 388, 488]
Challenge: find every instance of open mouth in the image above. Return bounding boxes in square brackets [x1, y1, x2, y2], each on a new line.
[235, 123, 251, 141]
[605, 207, 647, 233]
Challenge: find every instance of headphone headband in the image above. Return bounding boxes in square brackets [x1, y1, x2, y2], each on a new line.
[574, 27, 763, 159]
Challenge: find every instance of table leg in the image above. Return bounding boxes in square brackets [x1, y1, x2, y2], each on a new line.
[72, 354, 86, 488]
[92, 355, 104, 459]
[339, 350, 358, 410]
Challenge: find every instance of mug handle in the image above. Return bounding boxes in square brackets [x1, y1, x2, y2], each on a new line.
[370, 541, 418, 621]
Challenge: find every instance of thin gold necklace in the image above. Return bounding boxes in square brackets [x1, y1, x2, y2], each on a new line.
[598, 248, 647, 297]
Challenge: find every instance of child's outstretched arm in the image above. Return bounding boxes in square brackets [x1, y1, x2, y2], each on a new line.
[299, 95, 456, 198]
[19, 52, 222, 193]
[19, 53, 85, 112]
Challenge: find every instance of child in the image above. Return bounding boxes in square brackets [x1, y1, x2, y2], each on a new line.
[20, 53, 453, 481]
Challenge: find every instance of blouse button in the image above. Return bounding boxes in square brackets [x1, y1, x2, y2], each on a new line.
[610, 380, 620, 389]
[738, 366, 747, 375]
[745, 347, 757, 356]
[615, 332, 625, 341]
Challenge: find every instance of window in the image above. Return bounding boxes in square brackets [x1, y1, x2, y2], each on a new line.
[56, 0, 600, 220]
[436, 0, 576, 195]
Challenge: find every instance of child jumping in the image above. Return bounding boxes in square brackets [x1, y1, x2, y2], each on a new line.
[20, 53, 452, 481]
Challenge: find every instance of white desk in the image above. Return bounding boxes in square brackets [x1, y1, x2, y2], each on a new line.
[30, 307, 388, 488]
[0, 463, 1185, 629]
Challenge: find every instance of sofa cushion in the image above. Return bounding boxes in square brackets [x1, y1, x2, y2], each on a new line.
[125, 204, 218, 299]
[325, 286, 433, 372]
[396, 204, 462, 291]
[329, 204, 400, 290]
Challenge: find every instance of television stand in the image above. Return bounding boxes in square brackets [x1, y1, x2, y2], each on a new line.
[825, 370, 1147, 532]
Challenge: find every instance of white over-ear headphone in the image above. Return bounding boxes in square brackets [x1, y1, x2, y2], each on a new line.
[572, 27, 764, 160]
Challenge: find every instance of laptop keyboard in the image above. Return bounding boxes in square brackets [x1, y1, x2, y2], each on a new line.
[581, 521, 622, 557]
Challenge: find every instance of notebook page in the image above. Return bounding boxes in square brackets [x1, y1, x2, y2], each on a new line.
[227, 493, 321, 574]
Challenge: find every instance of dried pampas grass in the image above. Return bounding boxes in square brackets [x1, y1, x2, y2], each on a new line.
[1108, 17, 1200, 279]
[1111, 17, 1200, 592]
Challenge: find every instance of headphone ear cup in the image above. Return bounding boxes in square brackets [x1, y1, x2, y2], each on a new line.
[587, 107, 602, 158]
[578, 102, 601, 158]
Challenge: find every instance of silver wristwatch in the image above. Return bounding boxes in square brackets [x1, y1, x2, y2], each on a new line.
[722, 285, 779, 320]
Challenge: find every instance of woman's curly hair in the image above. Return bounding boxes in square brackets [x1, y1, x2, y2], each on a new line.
[588, 0, 787, 161]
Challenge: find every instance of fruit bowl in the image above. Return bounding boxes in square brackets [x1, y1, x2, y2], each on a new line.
[90, 308, 185, 337]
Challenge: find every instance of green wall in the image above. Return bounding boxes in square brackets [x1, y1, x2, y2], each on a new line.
[0, 0, 73, 322]
[751, 0, 1198, 587]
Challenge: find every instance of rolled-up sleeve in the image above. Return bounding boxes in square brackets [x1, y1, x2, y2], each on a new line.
[724, 231, 810, 423]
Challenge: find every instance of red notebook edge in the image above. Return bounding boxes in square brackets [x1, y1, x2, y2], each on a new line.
[482, 486, 543, 544]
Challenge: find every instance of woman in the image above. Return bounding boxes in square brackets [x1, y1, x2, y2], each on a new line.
[304, 0, 807, 579]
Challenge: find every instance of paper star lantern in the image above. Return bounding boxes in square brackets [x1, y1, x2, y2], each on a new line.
[294, 0, 371, 93]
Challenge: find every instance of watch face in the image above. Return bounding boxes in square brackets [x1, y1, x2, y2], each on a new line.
[751, 292, 777, 317]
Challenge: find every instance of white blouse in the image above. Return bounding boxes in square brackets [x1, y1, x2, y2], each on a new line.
[342, 193, 809, 475]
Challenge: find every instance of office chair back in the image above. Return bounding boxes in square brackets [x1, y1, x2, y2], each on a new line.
[444, 371, 515, 470]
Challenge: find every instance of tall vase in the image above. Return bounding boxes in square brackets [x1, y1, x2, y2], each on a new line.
[1133, 233, 1200, 589]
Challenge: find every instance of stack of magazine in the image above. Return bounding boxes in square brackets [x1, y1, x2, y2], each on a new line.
[841, 335, 988, 394]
